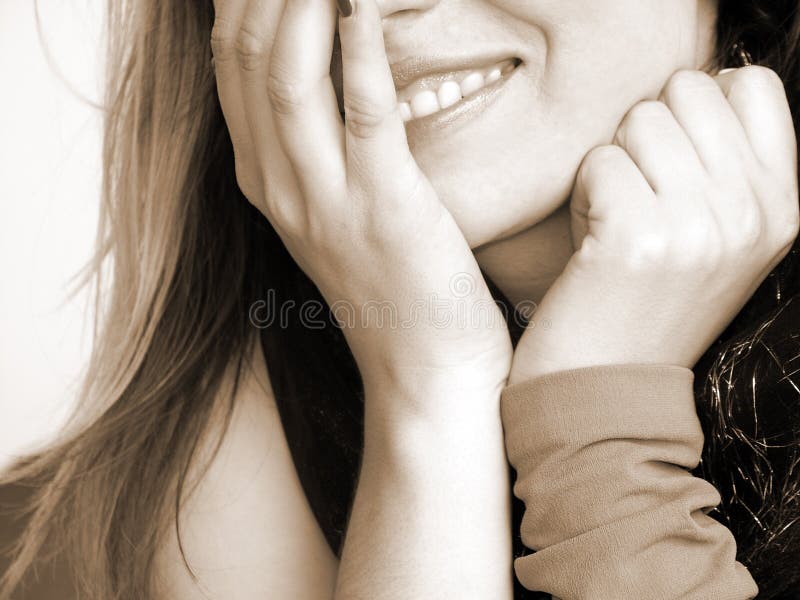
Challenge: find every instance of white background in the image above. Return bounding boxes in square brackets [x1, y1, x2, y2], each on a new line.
[0, 0, 105, 470]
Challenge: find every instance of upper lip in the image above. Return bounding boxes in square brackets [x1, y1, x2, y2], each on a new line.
[390, 52, 521, 91]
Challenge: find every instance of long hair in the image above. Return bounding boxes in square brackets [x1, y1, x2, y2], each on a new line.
[693, 2, 800, 597]
[1, 1, 800, 598]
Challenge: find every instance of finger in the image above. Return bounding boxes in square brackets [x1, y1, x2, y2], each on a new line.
[268, 0, 346, 201]
[658, 70, 753, 180]
[338, 0, 419, 199]
[613, 100, 706, 195]
[234, 0, 300, 213]
[715, 66, 798, 186]
[717, 67, 799, 251]
[570, 145, 655, 249]
[210, 1, 257, 184]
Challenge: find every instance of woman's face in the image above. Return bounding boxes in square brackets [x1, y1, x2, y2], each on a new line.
[337, 0, 718, 247]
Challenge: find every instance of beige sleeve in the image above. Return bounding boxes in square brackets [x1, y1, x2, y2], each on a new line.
[501, 363, 758, 600]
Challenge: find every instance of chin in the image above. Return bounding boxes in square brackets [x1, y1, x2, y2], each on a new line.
[421, 162, 565, 249]
[411, 121, 583, 248]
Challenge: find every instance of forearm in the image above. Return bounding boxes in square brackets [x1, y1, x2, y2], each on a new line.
[502, 364, 758, 599]
[333, 377, 513, 600]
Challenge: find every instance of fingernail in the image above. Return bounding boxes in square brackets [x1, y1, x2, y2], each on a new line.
[337, 0, 354, 17]
[718, 68, 736, 75]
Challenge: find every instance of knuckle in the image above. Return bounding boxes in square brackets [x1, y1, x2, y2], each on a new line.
[733, 203, 765, 251]
[262, 178, 309, 238]
[266, 67, 306, 115]
[581, 145, 625, 179]
[210, 17, 237, 63]
[343, 95, 397, 140]
[618, 101, 670, 142]
[232, 151, 258, 200]
[664, 69, 715, 98]
[677, 219, 721, 271]
[622, 217, 723, 274]
[738, 65, 784, 92]
[625, 100, 670, 127]
[235, 170, 257, 204]
[266, 196, 301, 234]
[758, 175, 799, 250]
[775, 204, 800, 249]
[624, 229, 671, 268]
[584, 144, 622, 167]
[235, 24, 267, 72]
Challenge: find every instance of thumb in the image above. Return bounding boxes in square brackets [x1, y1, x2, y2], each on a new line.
[569, 145, 654, 251]
[569, 170, 591, 251]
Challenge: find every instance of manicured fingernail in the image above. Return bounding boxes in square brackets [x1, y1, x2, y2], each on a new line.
[337, 0, 353, 17]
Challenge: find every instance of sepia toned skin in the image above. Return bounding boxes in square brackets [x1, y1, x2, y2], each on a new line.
[154, 0, 800, 598]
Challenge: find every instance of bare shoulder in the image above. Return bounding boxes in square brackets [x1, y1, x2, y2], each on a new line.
[153, 339, 337, 600]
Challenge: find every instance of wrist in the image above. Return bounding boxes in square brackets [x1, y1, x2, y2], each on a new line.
[356, 335, 510, 405]
[363, 367, 505, 421]
[360, 376, 508, 488]
[508, 357, 565, 386]
[508, 263, 697, 385]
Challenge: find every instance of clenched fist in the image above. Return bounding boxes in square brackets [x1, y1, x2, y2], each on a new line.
[511, 66, 799, 383]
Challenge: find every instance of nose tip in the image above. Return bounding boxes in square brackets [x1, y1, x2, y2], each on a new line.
[376, 0, 439, 18]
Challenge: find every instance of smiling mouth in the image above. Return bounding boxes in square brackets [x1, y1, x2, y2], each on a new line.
[396, 58, 522, 123]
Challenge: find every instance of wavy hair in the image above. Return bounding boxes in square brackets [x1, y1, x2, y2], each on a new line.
[1, 1, 800, 598]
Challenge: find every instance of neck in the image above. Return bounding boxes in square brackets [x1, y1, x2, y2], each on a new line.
[474, 202, 574, 308]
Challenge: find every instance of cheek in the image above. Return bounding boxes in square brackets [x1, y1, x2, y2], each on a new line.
[543, 2, 694, 114]
[416, 1, 699, 246]
[494, 0, 698, 142]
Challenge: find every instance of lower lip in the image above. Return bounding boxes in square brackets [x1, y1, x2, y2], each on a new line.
[404, 62, 522, 139]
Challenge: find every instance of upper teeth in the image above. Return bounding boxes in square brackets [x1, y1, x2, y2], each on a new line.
[398, 59, 517, 122]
